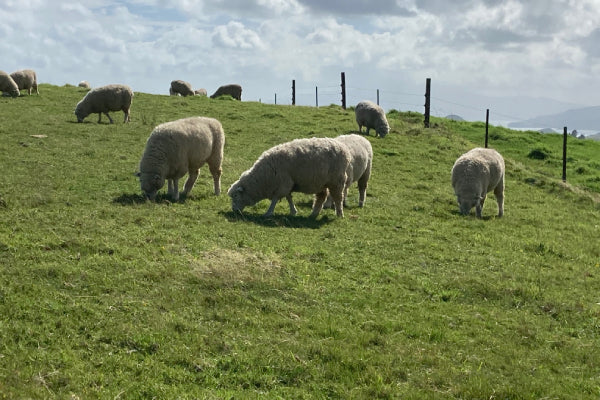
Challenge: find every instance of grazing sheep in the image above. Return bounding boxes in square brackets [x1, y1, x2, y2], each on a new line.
[324, 134, 373, 208]
[210, 84, 242, 100]
[451, 147, 505, 218]
[194, 88, 207, 96]
[0, 70, 20, 97]
[228, 137, 351, 218]
[74, 84, 133, 123]
[10, 69, 38, 95]
[137, 117, 225, 201]
[169, 80, 195, 97]
[78, 81, 91, 89]
[355, 100, 390, 138]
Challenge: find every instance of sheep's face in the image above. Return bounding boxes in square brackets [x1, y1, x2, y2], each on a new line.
[376, 121, 390, 138]
[139, 173, 165, 201]
[456, 194, 481, 216]
[74, 106, 85, 123]
[228, 183, 255, 213]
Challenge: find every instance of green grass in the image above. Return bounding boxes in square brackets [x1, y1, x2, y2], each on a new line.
[0, 84, 599, 399]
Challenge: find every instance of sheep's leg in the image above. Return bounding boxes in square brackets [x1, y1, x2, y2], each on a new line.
[365, 127, 371, 136]
[476, 194, 486, 218]
[105, 112, 114, 124]
[323, 190, 333, 209]
[182, 170, 199, 197]
[209, 163, 222, 195]
[97, 113, 102, 123]
[123, 108, 130, 123]
[171, 178, 180, 201]
[167, 179, 174, 198]
[264, 198, 279, 217]
[286, 194, 297, 216]
[329, 188, 345, 218]
[494, 180, 504, 217]
[310, 190, 328, 218]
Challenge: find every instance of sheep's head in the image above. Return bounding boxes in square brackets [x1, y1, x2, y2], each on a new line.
[74, 103, 86, 123]
[456, 194, 482, 216]
[227, 182, 255, 214]
[376, 119, 390, 138]
[138, 172, 165, 201]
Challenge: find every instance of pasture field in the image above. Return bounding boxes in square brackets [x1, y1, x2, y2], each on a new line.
[0, 84, 599, 399]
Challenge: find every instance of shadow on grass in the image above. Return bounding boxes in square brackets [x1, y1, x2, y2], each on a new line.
[112, 192, 212, 205]
[220, 210, 335, 229]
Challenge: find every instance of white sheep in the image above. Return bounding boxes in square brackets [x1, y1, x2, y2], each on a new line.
[169, 80, 195, 97]
[74, 84, 133, 123]
[78, 81, 91, 89]
[451, 147, 505, 218]
[324, 134, 373, 208]
[210, 84, 242, 100]
[228, 137, 351, 218]
[10, 69, 38, 95]
[355, 100, 390, 138]
[194, 88, 207, 96]
[137, 116, 225, 201]
[0, 70, 20, 97]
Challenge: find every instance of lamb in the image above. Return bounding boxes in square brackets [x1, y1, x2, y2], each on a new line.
[324, 134, 373, 208]
[10, 69, 38, 95]
[355, 100, 390, 138]
[78, 81, 91, 89]
[74, 84, 133, 123]
[137, 116, 225, 202]
[451, 147, 505, 218]
[228, 137, 351, 218]
[169, 80, 195, 97]
[194, 88, 207, 96]
[0, 70, 20, 97]
[210, 84, 242, 100]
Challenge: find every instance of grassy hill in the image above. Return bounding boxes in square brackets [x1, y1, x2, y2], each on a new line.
[0, 84, 599, 399]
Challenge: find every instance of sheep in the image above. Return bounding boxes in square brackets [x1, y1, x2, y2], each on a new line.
[137, 116, 225, 202]
[451, 147, 505, 218]
[74, 84, 133, 123]
[194, 88, 207, 96]
[0, 70, 20, 97]
[355, 100, 390, 138]
[324, 134, 373, 208]
[228, 137, 351, 218]
[210, 84, 242, 100]
[10, 69, 38, 95]
[169, 80, 195, 97]
[78, 81, 91, 89]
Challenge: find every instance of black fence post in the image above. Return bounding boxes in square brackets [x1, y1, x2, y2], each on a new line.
[563, 127, 568, 182]
[485, 109, 489, 148]
[315, 86, 318, 107]
[377, 89, 380, 106]
[424, 78, 431, 128]
[275, 93, 277, 105]
[341, 72, 346, 109]
[292, 80, 295, 106]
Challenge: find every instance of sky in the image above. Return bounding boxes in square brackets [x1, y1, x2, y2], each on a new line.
[2, 0, 600, 124]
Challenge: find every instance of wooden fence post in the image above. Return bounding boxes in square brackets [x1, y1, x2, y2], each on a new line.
[377, 89, 380, 105]
[485, 109, 489, 148]
[424, 78, 431, 128]
[275, 93, 277, 105]
[341, 72, 346, 109]
[563, 127, 568, 182]
[315, 86, 318, 107]
[292, 80, 295, 106]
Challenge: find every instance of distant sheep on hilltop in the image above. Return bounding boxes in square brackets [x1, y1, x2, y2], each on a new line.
[355, 100, 389, 138]
[211, 84, 242, 100]
[74, 84, 133, 123]
[10, 69, 38, 95]
[169, 80, 195, 97]
[0, 70, 20, 97]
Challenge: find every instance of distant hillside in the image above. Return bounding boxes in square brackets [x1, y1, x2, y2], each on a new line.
[508, 105, 600, 130]
[586, 132, 600, 141]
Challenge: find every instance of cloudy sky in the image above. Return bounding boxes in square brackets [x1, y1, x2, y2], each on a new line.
[2, 0, 600, 123]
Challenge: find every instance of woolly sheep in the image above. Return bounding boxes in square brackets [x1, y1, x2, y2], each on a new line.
[451, 147, 505, 218]
[210, 84, 242, 100]
[169, 80, 194, 97]
[10, 69, 38, 95]
[137, 116, 225, 202]
[324, 134, 373, 208]
[78, 81, 91, 89]
[228, 137, 351, 218]
[0, 70, 20, 97]
[194, 88, 207, 96]
[74, 84, 133, 123]
[355, 100, 390, 138]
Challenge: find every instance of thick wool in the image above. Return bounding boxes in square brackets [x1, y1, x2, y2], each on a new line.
[210, 84, 242, 100]
[355, 100, 390, 138]
[0, 70, 20, 97]
[10, 69, 38, 95]
[324, 134, 373, 208]
[228, 137, 351, 218]
[74, 84, 133, 123]
[138, 117, 225, 201]
[194, 88, 207, 96]
[451, 147, 505, 218]
[169, 80, 194, 97]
